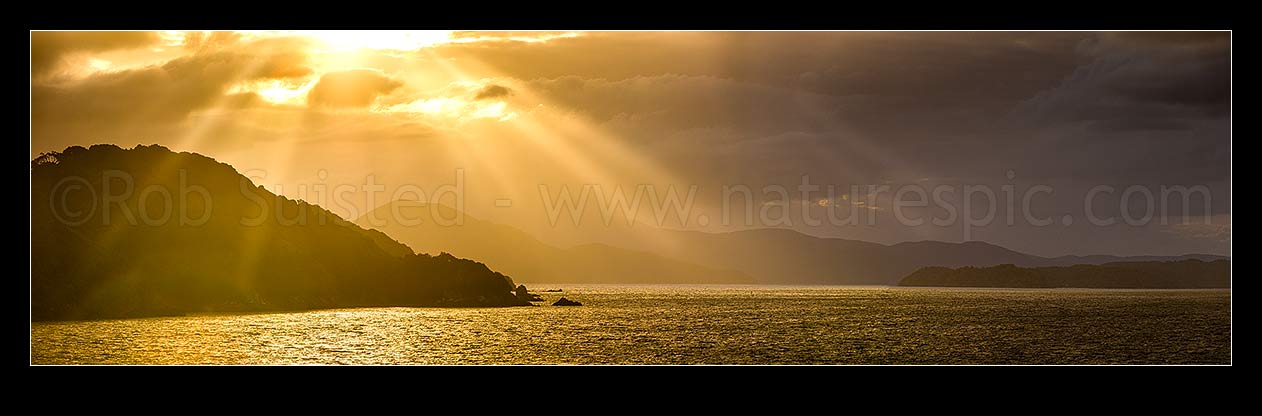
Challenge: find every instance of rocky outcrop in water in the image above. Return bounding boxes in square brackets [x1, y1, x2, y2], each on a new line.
[516, 285, 544, 302]
[552, 297, 582, 306]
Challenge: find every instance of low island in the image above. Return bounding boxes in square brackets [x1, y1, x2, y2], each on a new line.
[898, 259, 1230, 289]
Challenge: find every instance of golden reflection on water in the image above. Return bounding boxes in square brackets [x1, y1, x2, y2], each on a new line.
[31, 286, 1231, 364]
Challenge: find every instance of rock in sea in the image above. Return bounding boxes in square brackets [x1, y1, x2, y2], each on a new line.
[552, 297, 582, 306]
[515, 285, 543, 302]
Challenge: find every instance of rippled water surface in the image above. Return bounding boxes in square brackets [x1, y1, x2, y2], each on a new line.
[31, 286, 1231, 364]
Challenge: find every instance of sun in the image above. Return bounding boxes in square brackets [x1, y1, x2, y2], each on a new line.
[296, 30, 454, 51]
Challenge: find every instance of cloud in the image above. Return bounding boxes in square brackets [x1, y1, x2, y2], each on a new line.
[253, 52, 314, 79]
[1158, 213, 1232, 249]
[31, 43, 318, 154]
[506, 33, 1228, 184]
[306, 69, 402, 108]
[1099, 31, 1229, 46]
[1023, 33, 1230, 123]
[28, 31, 1231, 257]
[33, 49, 312, 122]
[181, 31, 242, 51]
[1163, 222, 1230, 242]
[1005, 32, 1229, 186]
[31, 31, 160, 78]
[473, 84, 512, 100]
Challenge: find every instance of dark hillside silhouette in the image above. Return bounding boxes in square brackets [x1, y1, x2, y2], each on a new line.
[31, 144, 524, 321]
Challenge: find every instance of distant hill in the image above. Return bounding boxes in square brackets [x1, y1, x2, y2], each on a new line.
[898, 259, 1230, 288]
[1043, 253, 1228, 265]
[355, 202, 753, 284]
[31, 145, 524, 321]
[608, 228, 1227, 285]
[356, 201, 1226, 286]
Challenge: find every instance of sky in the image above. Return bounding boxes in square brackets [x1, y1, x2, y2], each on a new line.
[30, 31, 1230, 257]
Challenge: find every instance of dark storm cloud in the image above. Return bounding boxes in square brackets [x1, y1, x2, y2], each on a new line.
[448, 32, 1228, 184]
[436, 32, 1085, 100]
[443, 32, 1092, 178]
[306, 69, 402, 108]
[31, 31, 160, 78]
[473, 84, 512, 100]
[1102, 31, 1230, 46]
[1023, 32, 1229, 122]
[445, 32, 1228, 255]
[1008, 31, 1229, 187]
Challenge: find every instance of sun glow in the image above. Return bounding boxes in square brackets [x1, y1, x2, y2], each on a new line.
[385, 97, 514, 121]
[256, 84, 310, 104]
[87, 58, 112, 71]
[447, 32, 583, 44]
[297, 31, 454, 51]
[228, 80, 314, 105]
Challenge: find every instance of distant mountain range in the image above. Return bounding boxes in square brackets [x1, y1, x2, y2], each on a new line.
[355, 202, 754, 284]
[31, 145, 525, 321]
[359, 203, 1226, 286]
[608, 228, 1227, 285]
[899, 260, 1230, 288]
